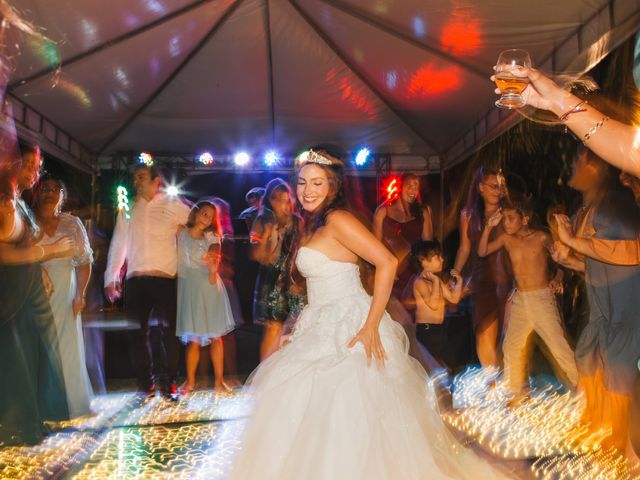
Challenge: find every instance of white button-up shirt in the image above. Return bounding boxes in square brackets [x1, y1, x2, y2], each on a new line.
[104, 194, 190, 285]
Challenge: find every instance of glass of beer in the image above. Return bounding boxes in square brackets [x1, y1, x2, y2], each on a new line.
[494, 49, 531, 109]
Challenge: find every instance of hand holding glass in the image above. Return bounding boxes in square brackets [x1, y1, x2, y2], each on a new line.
[494, 49, 531, 109]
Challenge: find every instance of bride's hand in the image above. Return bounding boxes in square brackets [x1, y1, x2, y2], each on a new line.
[347, 325, 387, 368]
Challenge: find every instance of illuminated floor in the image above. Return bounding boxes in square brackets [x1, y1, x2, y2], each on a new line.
[0, 373, 638, 479]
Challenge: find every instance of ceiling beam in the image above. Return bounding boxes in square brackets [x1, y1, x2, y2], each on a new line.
[97, 0, 245, 155]
[288, 0, 442, 157]
[319, 0, 487, 80]
[9, 0, 217, 90]
[264, 0, 276, 145]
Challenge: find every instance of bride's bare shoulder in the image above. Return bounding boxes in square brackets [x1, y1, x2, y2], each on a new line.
[325, 209, 357, 225]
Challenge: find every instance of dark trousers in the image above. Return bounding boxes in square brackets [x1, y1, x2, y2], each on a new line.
[125, 276, 179, 390]
[416, 323, 449, 367]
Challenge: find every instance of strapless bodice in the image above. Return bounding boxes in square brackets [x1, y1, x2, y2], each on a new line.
[296, 247, 367, 307]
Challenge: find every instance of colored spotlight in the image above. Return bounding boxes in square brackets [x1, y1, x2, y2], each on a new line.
[166, 185, 180, 196]
[264, 151, 279, 167]
[354, 147, 370, 166]
[138, 152, 154, 166]
[199, 152, 213, 165]
[234, 152, 250, 166]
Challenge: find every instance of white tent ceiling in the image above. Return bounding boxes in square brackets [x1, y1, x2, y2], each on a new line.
[6, 0, 640, 171]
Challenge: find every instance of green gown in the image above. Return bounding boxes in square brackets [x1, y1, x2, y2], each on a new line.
[0, 199, 69, 446]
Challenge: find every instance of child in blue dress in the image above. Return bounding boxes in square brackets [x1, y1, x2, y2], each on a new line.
[177, 201, 235, 393]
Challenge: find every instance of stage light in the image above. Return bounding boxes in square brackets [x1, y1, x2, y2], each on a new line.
[354, 147, 370, 166]
[383, 176, 400, 204]
[198, 152, 213, 166]
[166, 185, 180, 196]
[116, 185, 130, 219]
[138, 152, 154, 166]
[234, 152, 250, 166]
[264, 151, 279, 167]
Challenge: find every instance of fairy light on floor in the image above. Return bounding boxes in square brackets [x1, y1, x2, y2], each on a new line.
[532, 448, 640, 479]
[117, 390, 251, 427]
[3, 385, 638, 479]
[444, 367, 640, 479]
[56, 393, 138, 431]
[69, 421, 245, 480]
[0, 432, 99, 479]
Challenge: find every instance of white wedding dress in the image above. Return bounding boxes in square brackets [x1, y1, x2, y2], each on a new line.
[228, 246, 512, 480]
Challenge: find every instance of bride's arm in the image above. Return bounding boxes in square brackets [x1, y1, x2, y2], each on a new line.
[326, 210, 397, 366]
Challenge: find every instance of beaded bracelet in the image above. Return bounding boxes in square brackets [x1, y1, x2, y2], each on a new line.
[582, 116, 609, 144]
[558, 100, 588, 122]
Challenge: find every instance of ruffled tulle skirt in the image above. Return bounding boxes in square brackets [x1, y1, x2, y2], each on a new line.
[228, 291, 512, 480]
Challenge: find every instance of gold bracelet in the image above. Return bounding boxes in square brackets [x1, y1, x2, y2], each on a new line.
[36, 245, 45, 259]
[558, 100, 587, 122]
[582, 116, 609, 144]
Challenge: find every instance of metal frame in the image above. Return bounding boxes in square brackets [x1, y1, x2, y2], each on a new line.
[287, 0, 442, 158]
[443, 0, 638, 168]
[8, 0, 215, 89]
[8, 93, 95, 173]
[319, 0, 487, 80]
[264, 0, 277, 145]
[97, 0, 245, 154]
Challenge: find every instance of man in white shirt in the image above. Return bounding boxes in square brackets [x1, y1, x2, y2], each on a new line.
[104, 164, 190, 400]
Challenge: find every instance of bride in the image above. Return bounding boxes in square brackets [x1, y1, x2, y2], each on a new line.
[228, 151, 513, 479]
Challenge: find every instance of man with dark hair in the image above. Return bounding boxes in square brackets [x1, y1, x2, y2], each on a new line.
[239, 186, 265, 231]
[553, 148, 640, 456]
[104, 163, 190, 400]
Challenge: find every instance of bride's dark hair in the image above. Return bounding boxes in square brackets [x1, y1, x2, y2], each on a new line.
[294, 150, 347, 238]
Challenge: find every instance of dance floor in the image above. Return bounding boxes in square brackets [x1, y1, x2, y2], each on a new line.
[0, 369, 638, 479]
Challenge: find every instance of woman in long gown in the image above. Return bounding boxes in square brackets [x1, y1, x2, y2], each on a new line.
[453, 167, 511, 368]
[228, 151, 513, 480]
[34, 174, 94, 418]
[0, 146, 72, 445]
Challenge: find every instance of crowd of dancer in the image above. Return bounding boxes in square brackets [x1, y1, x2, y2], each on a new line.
[1, 42, 639, 479]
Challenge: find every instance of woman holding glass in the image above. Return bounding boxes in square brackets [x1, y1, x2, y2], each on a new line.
[35, 174, 94, 418]
[493, 51, 639, 178]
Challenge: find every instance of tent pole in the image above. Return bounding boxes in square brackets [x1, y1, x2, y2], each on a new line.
[264, 0, 276, 145]
[439, 162, 445, 245]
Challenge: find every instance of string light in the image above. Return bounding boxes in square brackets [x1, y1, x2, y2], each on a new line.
[233, 152, 250, 166]
[166, 185, 180, 196]
[264, 151, 279, 167]
[383, 176, 400, 203]
[199, 152, 214, 166]
[138, 152, 154, 166]
[354, 147, 370, 166]
[116, 185, 130, 219]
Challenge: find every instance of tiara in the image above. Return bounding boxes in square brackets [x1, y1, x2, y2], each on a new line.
[298, 149, 332, 166]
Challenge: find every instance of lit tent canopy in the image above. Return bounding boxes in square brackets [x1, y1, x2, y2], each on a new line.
[5, 0, 640, 173]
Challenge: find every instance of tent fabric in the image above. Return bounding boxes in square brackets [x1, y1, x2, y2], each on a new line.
[6, 0, 640, 169]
